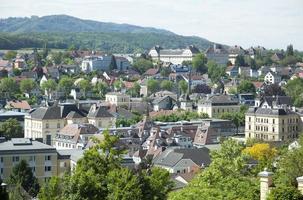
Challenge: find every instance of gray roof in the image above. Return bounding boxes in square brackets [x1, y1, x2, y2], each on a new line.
[202, 94, 238, 105]
[87, 106, 113, 118]
[29, 104, 85, 120]
[263, 96, 292, 107]
[0, 139, 56, 153]
[247, 107, 296, 116]
[153, 147, 211, 167]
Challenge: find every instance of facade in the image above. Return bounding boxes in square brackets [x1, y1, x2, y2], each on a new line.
[54, 123, 99, 150]
[81, 55, 114, 72]
[0, 138, 57, 184]
[24, 103, 86, 145]
[228, 45, 246, 65]
[205, 43, 229, 65]
[152, 95, 177, 111]
[114, 56, 131, 71]
[264, 71, 281, 84]
[197, 94, 241, 118]
[148, 45, 200, 65]
[105, 92, 130, 107]
[87, 104, 115, 129]
[245, 107, 301, 141]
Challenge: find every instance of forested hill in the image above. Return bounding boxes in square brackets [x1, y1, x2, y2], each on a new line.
[0, 15, 214, 53]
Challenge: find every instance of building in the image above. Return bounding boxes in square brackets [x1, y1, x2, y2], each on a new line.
[5, 100, 31, 112]
[24, 103, 86, 145]
[81, 55, 114, 72]
[105, 92, 130, 107]
[197, 94, 241, 118]
[148, 45, 200, 65]
[152, 95, 177, 111]
[228, 45, 246, 65]
[54, 123, 99, 150]
[193, 119, 237, 148]
[245, 106, 301, 141]
[0, 138, 57, 183]
[264, 71, 281, 84]
[114, 56, 131, 71]
[87, 104, 115, 128]
[153, 147, 211, 174]
[205, 43, 229, 65]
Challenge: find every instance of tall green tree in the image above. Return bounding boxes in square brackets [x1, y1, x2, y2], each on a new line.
[0, 178, 8, 200]
[133, 58, 153, 74]
[147, 79, 159, 94]
[93, 82, 108, 98]
[41, 79, 57, 99]
[267, 185, 303, 200]
[207, 61, 226, 83]
[58, 77, 74, 97]
[38, 176, 62, 200]
[78, 79, 91, 98]
[192, 53, 207, 73]
[20, 79, 36, 95]
[237, 80, 256, 94]
[3, 50, 17, 60]
[235, 55, 246, 66]
[178, 80, 188, 94]
[286, 44, 294, 56]
[0, 118, 23, 139]
[0, 78, 19, 98]
[160, 80, 174, 91]
[9, 160, 40, 197]
[284, 78, 303, 107]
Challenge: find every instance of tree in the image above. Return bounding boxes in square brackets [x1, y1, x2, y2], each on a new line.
[178, 80, 188, 94]
[9, 160, 40, 197]
[0, 118, 23, 139]
[52, 52, 63, 65]
[147, 79, 159, 94]
[237, 80, 256, 94]
[267, 185, 303, 200]
[286, 44, 294, 57]
[160, 67, 171, 77]
[93, 82, 108, 98]
[243, 143, 277, 172]
[3, 50, 17, 60]
[58, 77, 74, 97]
[0, 77, 19, 98]
[13, 68, 21, 76]
[41, 79, 57, 99]
[284, 78, 303, 107]
[169, 139, 259, 200]
[207, 61, 226, 83]
[107, 168, 142, 200]
[192, 53, 207, 73]
[235, 55, 246, 66]
[38, 176, 62, 200]
[127, 82, 141, 97]
[160, 80, 174, 91]
[20, 79, 36, 95]
[219, 112, 244, 134]
[113, 80, 124, 92]
[78, 79, 91, 98]
[133, 58, 153, 74]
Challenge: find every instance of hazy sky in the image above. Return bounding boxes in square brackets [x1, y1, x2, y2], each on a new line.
[1, 0, 303, 50]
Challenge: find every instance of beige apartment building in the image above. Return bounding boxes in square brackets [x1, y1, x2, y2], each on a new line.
[87, 104, 115, 129]
[245, 107, 301, 141]
[24, 103, 86, 145]
[0, 138, 58, 184]
[197, 94, 241, 118]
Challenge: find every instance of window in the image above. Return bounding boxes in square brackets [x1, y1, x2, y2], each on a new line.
[0, 157, 3, 163]
[46, 135, 51, 145]
[57, 123, 60, 128]
[45, 166, 52, 172]
[29, 156, 35, 162]
[272, 127, 275, 133]
[13, 156, 19, 162]
[249, 117, 251, 122]
[273, 119, 275, 124]
[46, 123, 49, 128]
[45, 155, 51, 161]
[0, 168, 3, 174]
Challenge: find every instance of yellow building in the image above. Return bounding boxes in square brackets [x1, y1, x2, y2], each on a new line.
[245, 107, 301, 141]
[24, 103, 86, 145]
[197, 94, 241, 118]
[105, 92, 130, 107]
[87, 105, 115, 129]
[0, 138, 57, 184]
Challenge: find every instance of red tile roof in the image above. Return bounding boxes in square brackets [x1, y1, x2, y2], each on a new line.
[7, 100, 31, 110]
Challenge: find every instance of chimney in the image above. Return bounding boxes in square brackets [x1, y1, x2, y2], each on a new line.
[297, 176, 303, 195]
[258, 169, 273, 200]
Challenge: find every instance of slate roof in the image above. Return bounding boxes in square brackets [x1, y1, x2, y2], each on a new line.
[202, 94, 239, 105]
[87, 105, 113, 118]
[263, 96, 292, 107]
[29, 104, 85, 120]
[247, 107, 296, 116]
[153, 147, 211, 167]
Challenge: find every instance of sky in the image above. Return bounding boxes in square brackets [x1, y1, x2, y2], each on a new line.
[0, 0, 303, 50]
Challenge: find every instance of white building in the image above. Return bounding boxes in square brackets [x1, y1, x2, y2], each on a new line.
[148, 45, 200, 65]
[264, 71, 281, 84]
